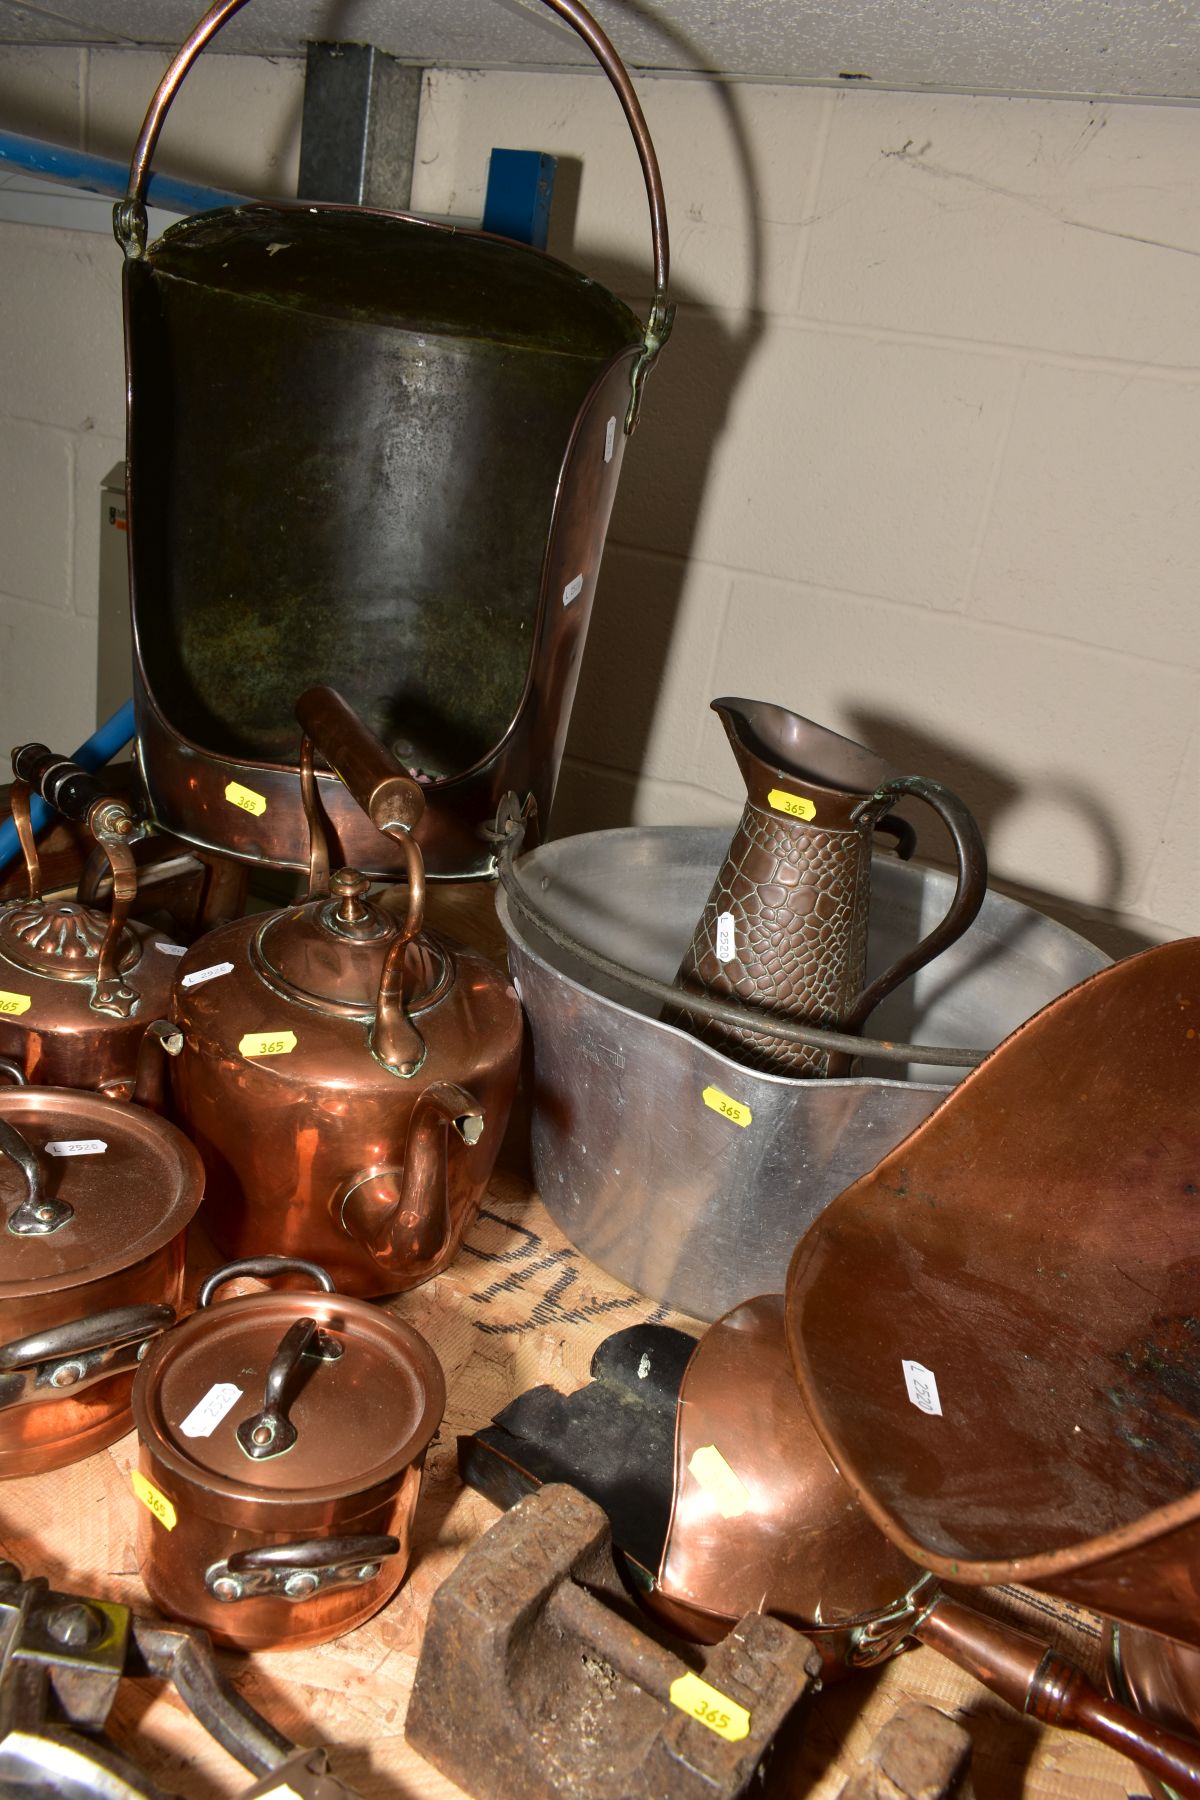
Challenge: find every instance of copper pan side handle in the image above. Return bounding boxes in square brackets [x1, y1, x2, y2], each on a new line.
[916, 1597, 1200, 1798]
[228, 1536, 401, 1575]
[197, 1256, 336, 1309]
[112, 0, 672, 368]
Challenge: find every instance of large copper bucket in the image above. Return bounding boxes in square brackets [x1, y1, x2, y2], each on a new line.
[115, 0, 671, 879]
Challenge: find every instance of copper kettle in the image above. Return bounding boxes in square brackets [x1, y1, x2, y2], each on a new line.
[0, 746, 176, 1097]
[167, 689, 523, 1296]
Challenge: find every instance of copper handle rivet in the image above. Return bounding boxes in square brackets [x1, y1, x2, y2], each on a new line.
[357, 1563, 380, 1581]
[251, 1424, 273, 1447]
[50, 1361, 84, 1388]
[211, 1576, 242, 1603]
[284, 1572, 319, 1599]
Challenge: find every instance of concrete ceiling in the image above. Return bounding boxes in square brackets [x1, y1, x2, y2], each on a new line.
[0, 0, 1197, 103]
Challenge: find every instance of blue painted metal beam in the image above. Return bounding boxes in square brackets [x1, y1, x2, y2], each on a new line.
[482, 148, 556, 250]
[0, 129, 247, 214]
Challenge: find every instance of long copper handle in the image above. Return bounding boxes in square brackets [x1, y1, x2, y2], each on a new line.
[917, 1598, 1200, 1797]
[295, 687, 424, 840]
[112, 0, 671, 342]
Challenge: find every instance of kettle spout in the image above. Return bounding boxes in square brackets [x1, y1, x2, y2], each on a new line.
[339, 1081, 484, 1280]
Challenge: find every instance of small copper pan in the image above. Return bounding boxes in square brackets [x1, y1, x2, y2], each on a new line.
[131, 1257, 445, 1651]
[786, 938, 1200, 1645]
[0, 1085, 201, 1476]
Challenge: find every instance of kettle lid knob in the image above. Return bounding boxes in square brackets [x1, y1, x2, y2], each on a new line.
[330, 868, 371, 925]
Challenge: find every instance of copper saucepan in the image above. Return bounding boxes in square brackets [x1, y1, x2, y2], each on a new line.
[131, 1257, 445, 1651]
[0, 1086, 202, 1476]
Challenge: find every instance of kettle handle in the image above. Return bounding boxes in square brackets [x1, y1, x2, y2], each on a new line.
[112, 0, 672, 400]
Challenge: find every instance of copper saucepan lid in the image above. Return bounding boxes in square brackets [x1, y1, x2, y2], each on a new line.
[0, 1088, 202, 1301]
[133, 1258, 446, 1519]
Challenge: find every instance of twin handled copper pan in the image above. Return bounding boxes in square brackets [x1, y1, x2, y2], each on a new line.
[117, 0, 672, 878]
[0, 1086, 202, 1476]
[131, 1257, 445, 1651]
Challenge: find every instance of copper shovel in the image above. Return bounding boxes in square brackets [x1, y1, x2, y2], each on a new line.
[785, 937, 1200, 1644]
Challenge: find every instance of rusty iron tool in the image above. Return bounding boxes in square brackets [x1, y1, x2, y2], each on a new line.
[837, 1701, 972, 1800]
[0, 1557, 363, 1797]
[405, 1483, 821, 1800]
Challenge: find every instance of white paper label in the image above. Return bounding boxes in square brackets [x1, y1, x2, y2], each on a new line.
[180, 1382, 243, 1439]
[562, 573, 584, 607]
[154, 941, 188, 957]
[902, 1359, 943, 1416]
[715, 911, 736, 963]
[181, 960, 234, 990]
[604, 415, 617, 463]
[45, 1139, 106, 1157]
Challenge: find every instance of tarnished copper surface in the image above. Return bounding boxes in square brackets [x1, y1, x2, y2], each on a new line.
[168, 691, 522, 1295]
[786, 937, 1200, 1645]
[0, 1087, 201, 1475]
[672, 700, 987, 1075]
[117, 0, 671, 879]
[132, 1261, 444, 1650]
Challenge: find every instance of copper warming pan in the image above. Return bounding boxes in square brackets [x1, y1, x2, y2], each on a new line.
[0, 1086, 202, 1476]
[115, 0, 671, 879]
[786, 937, 1200, 1648]
[131, 1257, 445, 1651]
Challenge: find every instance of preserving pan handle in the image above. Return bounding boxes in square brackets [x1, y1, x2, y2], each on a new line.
[112, 0, 672, 421]
[0, 1115, 73, 1236]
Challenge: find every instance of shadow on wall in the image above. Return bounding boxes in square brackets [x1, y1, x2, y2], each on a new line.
[547, 58, 768, 836]
[846, 707, 1158, 959]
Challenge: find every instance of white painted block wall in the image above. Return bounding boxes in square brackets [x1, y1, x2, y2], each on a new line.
[0, 48, 1195, 952]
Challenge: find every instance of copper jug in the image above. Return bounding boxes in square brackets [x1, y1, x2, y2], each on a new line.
[0, 746, 176, 1097]
[672, 699, 987, 1075]
[168, 689, 522, 1297]
[115, 0, 671, 880]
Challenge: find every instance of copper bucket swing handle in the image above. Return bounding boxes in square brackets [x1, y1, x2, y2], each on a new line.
[112, 0, 673, 380]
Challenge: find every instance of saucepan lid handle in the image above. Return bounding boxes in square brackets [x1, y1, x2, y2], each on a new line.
[0, 1116, 73, 1236]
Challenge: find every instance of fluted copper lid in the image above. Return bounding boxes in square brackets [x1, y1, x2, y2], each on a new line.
[0, 898, 140, 982]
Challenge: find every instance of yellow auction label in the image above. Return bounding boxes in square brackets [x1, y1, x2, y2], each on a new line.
[131, 1469, 177, 1531]
[0, 991, 31, 1016]
[767, 787, 816, 821]
[688, 1443, 752, 1519]
[224, 780, 268, 817]
[669, 1672, 751, 1743]
[702, 1085, 752, 1129]
[239, 1030, 298, 1058]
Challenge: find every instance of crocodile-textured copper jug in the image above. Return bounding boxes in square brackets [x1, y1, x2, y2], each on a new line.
[672, 699, 987, 1076]
[114, 0, 671, 880]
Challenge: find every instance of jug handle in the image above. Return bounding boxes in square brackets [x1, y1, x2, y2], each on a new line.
[112, 0, 671, 422]
[10, 744, 147, 1021]
[843, 775, 989, 1036]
